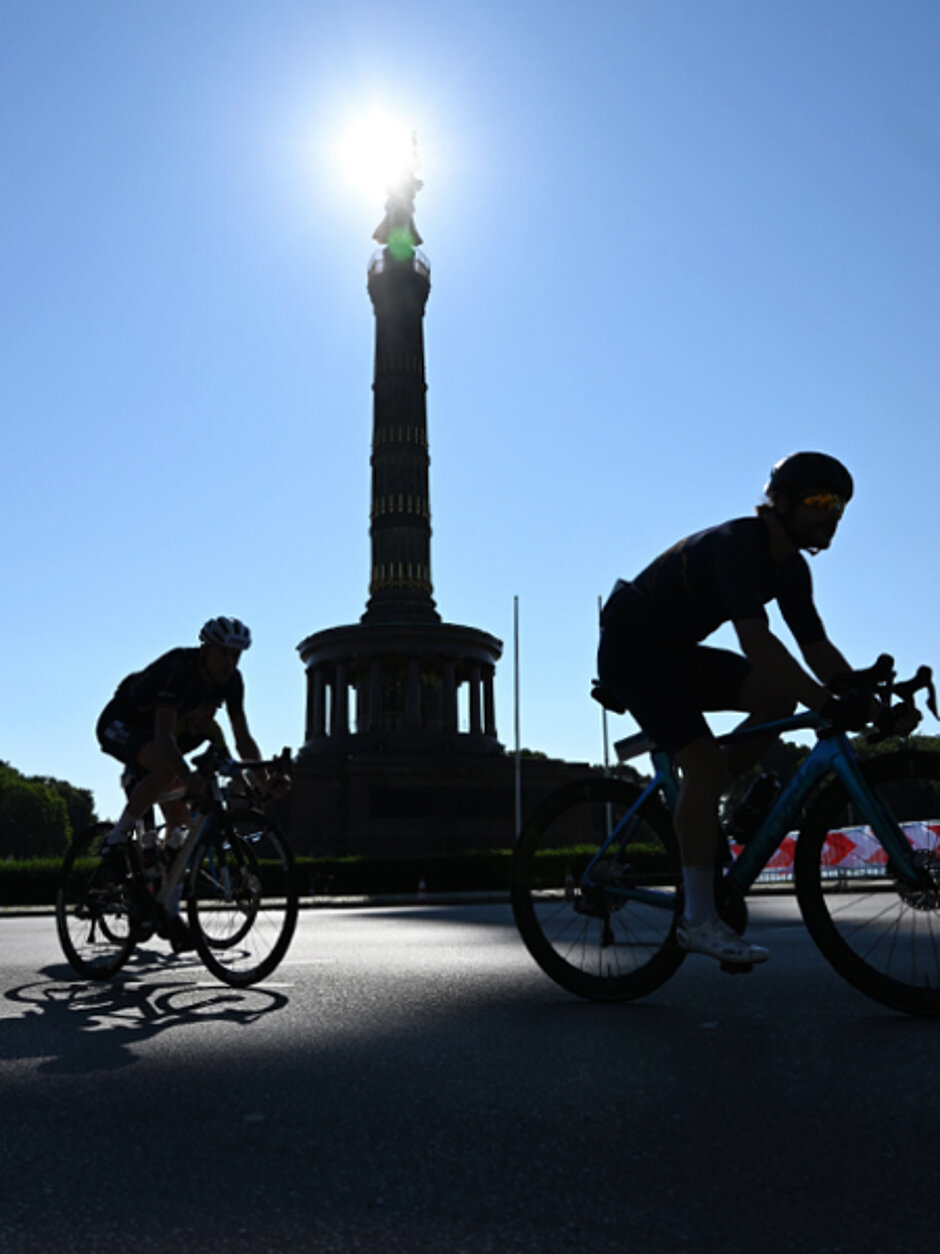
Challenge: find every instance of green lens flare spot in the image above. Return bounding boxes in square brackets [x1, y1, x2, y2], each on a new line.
[387, 227, 415, 261]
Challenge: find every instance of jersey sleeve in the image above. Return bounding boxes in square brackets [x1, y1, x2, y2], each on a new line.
[713, 526, 769, 624]
[776, 557, 826, 646]
[223, 669, 246, 716]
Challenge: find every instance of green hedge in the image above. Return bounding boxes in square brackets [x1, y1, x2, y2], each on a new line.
[294, 850, 514, 897]
[0, 846, 679, 907]
[0, 858, 62, 907]
[0, 851, 518, 908]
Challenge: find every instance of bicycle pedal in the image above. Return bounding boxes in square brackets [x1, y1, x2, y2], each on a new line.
[719, 961, 753, 975]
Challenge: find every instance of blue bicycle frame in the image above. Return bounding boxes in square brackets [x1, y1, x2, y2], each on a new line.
[590, 712, 923, 911]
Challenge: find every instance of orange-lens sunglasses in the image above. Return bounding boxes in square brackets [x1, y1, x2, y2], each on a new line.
[801, 491, 846, 517]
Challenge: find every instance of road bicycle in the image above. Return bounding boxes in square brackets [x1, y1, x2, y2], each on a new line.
[511, 657, 940, 1016]
[56, 747, 298, 988]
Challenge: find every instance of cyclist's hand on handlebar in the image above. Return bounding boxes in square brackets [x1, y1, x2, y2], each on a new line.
[821, 690, 880, 732]
[886, 703, 922, 738]
[182, 771, 209, 804]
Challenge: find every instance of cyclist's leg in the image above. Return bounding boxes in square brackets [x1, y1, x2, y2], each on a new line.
[125, 742, 185, 821]
[98, 719, 196, 947]
[97, 717, 156, 842]
[619, 645, 770, 964]
[673, 733, 726, 868]
[721, 660, 797, 776]
[156, 791, 195, 951]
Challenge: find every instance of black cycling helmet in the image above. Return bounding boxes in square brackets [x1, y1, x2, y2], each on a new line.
[199, 616, 252, 650]
[765, 452, 854, 503]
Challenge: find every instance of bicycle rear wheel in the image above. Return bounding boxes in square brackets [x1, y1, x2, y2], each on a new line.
[796, 750, 940, 1016]
[187, 810, 299, 987]
[512, 776, 684, 1001]
[56, 823, 137, 980]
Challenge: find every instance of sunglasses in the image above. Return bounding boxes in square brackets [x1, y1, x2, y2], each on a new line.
[800, 492, 846, 517]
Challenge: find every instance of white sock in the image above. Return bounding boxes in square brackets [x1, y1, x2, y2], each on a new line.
[682, 866, 716, 928]
[105, 808, 137, 846]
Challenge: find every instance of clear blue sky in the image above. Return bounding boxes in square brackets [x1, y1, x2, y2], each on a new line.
[2, 0, 939, 822]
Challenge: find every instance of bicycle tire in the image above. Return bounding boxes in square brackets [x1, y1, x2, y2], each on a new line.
[512, 776, 684, 1001]
[181, 832, 261, 950]
[187, 810, 299, 987]
[795, 749, 940, 1016]
[56, 823, 137, 980]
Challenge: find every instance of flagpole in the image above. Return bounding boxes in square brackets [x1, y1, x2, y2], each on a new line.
[514, 594, 521, 837]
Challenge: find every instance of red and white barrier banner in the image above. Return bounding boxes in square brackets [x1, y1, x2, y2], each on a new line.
[731, 821, 940, 876]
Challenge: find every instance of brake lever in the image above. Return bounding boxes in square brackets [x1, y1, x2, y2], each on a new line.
[893, 665, 938, 719]
[865, 663, 938, 743]
[831, 653, 895, 698]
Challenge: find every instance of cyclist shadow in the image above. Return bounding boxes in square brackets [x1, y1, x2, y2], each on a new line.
[2, 955, 290, 1076]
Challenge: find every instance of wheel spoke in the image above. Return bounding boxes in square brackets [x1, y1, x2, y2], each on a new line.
[56, 824, 136, 980]
[511, 778, 683, 1001]
[188, 812, 298, 987]
[797, 751, 940, 1015]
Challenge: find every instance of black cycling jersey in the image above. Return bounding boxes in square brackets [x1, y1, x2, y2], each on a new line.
[102, 647, 245, 730]
[602, 516, 825, 647]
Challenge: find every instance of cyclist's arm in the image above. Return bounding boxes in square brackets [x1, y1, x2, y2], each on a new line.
[227, 705, 262, 763]
[734, 618, 829, 713]
[799, 637, 853, 686]
[226, 706, 290, 797]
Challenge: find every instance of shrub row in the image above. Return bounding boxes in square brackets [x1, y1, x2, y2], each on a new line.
[0, 851, 519, 908]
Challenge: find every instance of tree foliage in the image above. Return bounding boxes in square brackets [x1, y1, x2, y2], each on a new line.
[29, 774, 97, 835]
[0, 761, 98, 858]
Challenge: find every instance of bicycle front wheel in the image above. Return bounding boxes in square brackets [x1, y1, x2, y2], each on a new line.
[56, 823, 137, 980]
[512, 776, 684, 1001]
[796, 750, 940, 1016]
[187, 810, 299, 987]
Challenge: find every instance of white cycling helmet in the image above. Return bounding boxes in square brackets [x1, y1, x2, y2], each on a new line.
[199, 616, 252, 651]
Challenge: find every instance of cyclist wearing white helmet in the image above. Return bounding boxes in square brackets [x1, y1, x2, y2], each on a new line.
[597, 453, 869, 968]
[96, 617, 272, 950]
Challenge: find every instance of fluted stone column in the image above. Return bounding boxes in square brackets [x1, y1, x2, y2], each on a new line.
[332, 661, 349, 737]
[442, 658, 458, 733]
[483, 664, 496, 738]
[311, 669, 326, 738]
[469, 663, 482, 735]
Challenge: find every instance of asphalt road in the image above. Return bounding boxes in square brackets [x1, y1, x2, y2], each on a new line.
[1, 898, 937, 1253]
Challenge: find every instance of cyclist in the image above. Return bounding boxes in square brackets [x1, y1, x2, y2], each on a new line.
[96, 616, 278, 951]
[597, 452, 870, 967]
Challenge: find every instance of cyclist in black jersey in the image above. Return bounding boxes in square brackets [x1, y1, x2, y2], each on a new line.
[597, 452, 870, 967]
[96, 616, 282, 951]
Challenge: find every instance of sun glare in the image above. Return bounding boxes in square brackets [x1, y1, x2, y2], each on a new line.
[334, 109, 417, 202]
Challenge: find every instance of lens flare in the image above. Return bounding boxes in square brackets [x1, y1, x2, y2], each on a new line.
[334, 109, 416, 202]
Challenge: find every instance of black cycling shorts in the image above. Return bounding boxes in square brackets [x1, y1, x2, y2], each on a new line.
[597, 622, 752, 755]
[96, 709, 152, 768]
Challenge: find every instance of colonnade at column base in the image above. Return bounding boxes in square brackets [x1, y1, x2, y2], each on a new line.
[297, 620, 504, 751]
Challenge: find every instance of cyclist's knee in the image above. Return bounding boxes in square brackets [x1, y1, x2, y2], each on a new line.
[135, 744, 179, 787]
[741, 670, 797, 721]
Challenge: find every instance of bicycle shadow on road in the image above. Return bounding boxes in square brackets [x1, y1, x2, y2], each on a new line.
[1, 960, 290, 1076]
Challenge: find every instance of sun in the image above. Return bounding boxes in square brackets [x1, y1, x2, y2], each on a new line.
[333, 109, 417, 203]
